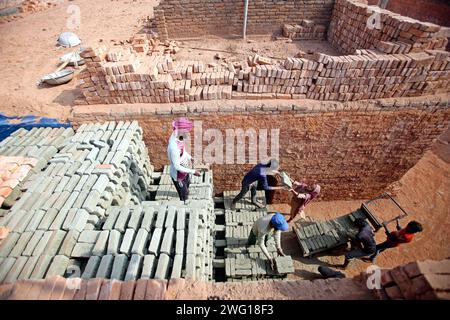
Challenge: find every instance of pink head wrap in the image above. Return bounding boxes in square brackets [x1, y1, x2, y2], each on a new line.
[172, 117, 193, 132]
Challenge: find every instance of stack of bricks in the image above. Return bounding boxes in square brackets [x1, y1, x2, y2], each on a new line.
[0, 121, 156, 284]
[76, 46, 234, 105]
[328, 0, 448, 55]
[67, 201, 213, 282]
[283, 20, 327, 40]
[0, 156, 37, 213]
[293, 209, 366, 257]
[224, 246, 294, 281]
[18, 0, 54, 14]
[154, 0, 334, 40]
[376, 259, 450, 300]
[223, 208, 267, 246]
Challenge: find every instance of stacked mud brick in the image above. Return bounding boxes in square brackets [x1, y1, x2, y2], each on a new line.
[293, 209, 366, 257]
[224, 246, 294, 282]
[0, 121, 155, 284]
[154, 0, 334, 40]
[377, 259, 450, 300]
[328, 0, 448, 55]
[18, 0, 55, 13]
[68, 200, 214, 282]
[223, 208, 266, 246]
[76, 46, 234, 105]
[283, 20, 327, 40]
[0, 156, 37, 215]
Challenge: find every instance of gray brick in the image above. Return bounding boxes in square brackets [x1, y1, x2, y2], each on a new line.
[154, 253, 170, 280]
[9, 231, 33, 257]
[79, 230, 101, 243]
[92, 230, 109, 256]
[82, 256, 101, 279]
[127, 206, 143, 230]
[155, 206, 167, 228]
[96, 254, 114, 278]
[176, 207, 186, 230]
[14, 210, 34, 233]
[71, 242, 94, 258]
[110, 254, 128, 280]
[38, 208, 59, 230]
[49, 208, 70, 231]
[171, 254, 183, 279]
[64, 174, 81, 192]
[107, 229, 122, 255]
[61, 192, 80, 212]
[46, 255, 70, 278]
[17, 255, 39, 280]
[32, 230, 53, 256]
[44, 230, 67, 256]
[25, 209, 46, 232]
[0, 232, 20, 257]
[30, 255, 53, 280]
[124, 254, 142, 281]
[102, 207, 120, 230]
[141, 254, 156, 279]
[4, 256, 28, 283]
[92, 174, 109, 194]
[141, 205, 156, 231]
[114, 207, 131, 232]
[185, 253, 196, 279]
[69, 209, 89, 232]
[82, 190, 101, 214]
[74, 174, 89, 192]
[58, 230, 79, 257]
[52, 191, 71, 211]
[160, 227, 174, 255]
[119, 228, 136, 256]
[22, 230, 44, 257]
[165, 206, 176, 228]
[131, 228, 149, 256]
[175, 230, 185, 255]
[148, 228, 162, 255]
[54, 176, 70, 193]
[62, 208, 78, 230]
[0, 257, 16, 282]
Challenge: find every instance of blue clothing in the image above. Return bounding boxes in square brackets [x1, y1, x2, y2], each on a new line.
[356, 224, 377, 253]
[242, 163, 270, 190]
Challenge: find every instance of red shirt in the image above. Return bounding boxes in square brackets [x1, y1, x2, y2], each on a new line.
[387, 229, 414, 247]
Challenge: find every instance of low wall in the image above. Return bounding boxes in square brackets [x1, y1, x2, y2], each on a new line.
[154, 0, 335, 40]
[69, 95, 450, 202]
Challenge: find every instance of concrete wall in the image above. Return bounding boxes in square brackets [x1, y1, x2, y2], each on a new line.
[70, 95, 450, 202]
[154, 0, 335, 39]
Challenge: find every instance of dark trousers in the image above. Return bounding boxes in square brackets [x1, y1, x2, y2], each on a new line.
[172, 174, 190, 202]
[232, 182, 258, 204]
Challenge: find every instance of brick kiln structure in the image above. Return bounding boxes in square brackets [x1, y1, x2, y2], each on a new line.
[71, 0, 450, 202]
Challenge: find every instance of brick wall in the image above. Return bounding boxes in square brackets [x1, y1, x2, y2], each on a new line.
[154, 0, 335, 40]
[69, 95, 450, 202]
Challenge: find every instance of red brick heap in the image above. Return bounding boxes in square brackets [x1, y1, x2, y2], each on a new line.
[379, 259, 450, 300]
[283, 20, 327, 40]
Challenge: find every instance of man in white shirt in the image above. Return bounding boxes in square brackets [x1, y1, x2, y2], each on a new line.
[167, 118, 201, 202]
[248, 212, 288, 270]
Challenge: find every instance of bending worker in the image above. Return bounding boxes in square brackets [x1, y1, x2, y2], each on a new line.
[167, 117, 201, 202]
[288, 181, 320, 222]
[248, 212, 289, 270]
[231, 159, 285, 210]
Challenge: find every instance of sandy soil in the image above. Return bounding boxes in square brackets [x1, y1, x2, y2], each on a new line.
[269, 143, 450, 280]
[0, 0, 158, 119]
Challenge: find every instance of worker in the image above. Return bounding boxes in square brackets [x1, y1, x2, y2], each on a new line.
[287, 181, 320, 222]
[248, 212, 288, 270]
[369, 220, 423, 262]
[339, 218, 377, 269]
[167, 117, 201, 202]
[230, 159, 285, 210]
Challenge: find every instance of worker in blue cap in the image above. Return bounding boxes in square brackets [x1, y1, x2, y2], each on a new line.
[247, 212, 289, 270]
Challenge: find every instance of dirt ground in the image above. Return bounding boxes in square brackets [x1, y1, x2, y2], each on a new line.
[0, 0, 339, 120]
[269, 141, 450, 280]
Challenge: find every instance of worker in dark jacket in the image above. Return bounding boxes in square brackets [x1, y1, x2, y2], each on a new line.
[339, 218, 377, 269]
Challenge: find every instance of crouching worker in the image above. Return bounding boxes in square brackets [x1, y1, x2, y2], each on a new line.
[248, 212, 289, 270]
[339, 218, 376, 269]
[230, 159, 285, 210]
[369, 220, 423, 263]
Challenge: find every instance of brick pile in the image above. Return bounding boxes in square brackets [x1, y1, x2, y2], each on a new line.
[154, 0, 334, 40]
[18, 0, 54, 13]
[224, 247, 295, 281]
[328, 0, 448, 55]
[293, 209, 368, 257]
[283, 20, 327, 40]
[0, 121, 155, 284]
[377, 259, 450, 300]
[0, 156, 37, 211]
